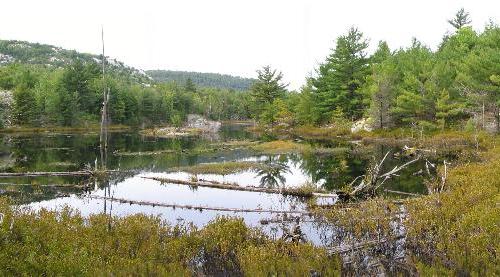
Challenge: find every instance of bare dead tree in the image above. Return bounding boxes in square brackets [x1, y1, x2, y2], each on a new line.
[347, 151, 421, 200]
[99, 27, 109, 170]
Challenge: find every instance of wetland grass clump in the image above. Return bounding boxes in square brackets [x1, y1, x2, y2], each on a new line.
[168, 161, 268, 175]
[252, 140, 311, 154]
[0, 201, 340, 276]
[292, 125, 351, 139]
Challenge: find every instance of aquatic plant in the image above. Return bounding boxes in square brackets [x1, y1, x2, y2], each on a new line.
[0, 201, 340, 276]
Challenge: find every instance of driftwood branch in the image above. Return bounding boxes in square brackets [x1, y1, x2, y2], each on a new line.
[0, 169, 129, 178]
[347, 151, 421, 200]
[86, 195, 312, 215]
[0, 182, 86, 188]
[142, 176, 338, 198]
[0, 171, 93, 178]
[440, 160, 449, 192]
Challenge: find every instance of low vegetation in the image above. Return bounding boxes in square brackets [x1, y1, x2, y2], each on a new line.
[405, 137, 500, 275]
[252, 140, 310, 154]
[0, 204, 340, 276]
[167, 161, 267, 175]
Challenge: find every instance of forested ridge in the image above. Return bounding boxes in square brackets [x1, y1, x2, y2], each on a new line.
[0, 57, 252, 128]
[147, 70, 256, 91]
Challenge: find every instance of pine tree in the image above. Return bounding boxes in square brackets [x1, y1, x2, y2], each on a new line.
[436, 89, 465, 129]
[12, 69, 39, 126]
[250, 66, 288, 122]
[184, 78, 196, 92]
[251, 66, 287, 105]
[448, 8, 472, 30]
[12, 86, 38, 126]
[312, 27, 369, 122]
[57, 88, 79, 126]
[365, 41, 394, 129]
[60, 59, 97, 115]
[460, 25, 500, 132]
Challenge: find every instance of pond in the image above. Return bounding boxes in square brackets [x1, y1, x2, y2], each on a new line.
[0, 124, 431, 246]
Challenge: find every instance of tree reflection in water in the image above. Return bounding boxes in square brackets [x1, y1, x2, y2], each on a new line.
[256, 155, 291, 188]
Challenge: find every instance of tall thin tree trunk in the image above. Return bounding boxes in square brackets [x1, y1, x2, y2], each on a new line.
[379, 100, 383, 129]
[100, 27, 108, 170]
[495, 104, 500, 134]
[482, 100, 485, 130]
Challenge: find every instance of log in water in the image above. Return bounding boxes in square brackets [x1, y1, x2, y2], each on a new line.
[86, 194, 314, 215]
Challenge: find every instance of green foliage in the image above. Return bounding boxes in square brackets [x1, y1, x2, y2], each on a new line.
[184, 77, 196, 92]
[0, 205, 340, 276]
[407, 138, 500, 275]
[2, 21, 500, 134]
[147, 69, 256, 91]
[312, 27, 370, 122]
[251, 66, 287, 106]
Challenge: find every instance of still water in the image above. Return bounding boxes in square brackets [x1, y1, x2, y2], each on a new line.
[0, 125, 428, 245]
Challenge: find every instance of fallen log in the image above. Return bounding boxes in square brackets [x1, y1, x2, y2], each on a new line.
[0, 171, 93, 178]
[0, 182, 85, 188]
[142, 176, 338, 198]
[382, 189, 420, 197]
[86, 194, 313, 215]
[0, 169, 130, 178]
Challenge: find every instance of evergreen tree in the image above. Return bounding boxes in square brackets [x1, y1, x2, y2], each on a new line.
[295, 81, 318, 125]
[365, 41, 394, 129]
[251, 66, 287, 106]
[184, 78, 197, 92]
[60, 59, 99, 115]
[460, 25, 500, 132]
[448, 8, 472, 30]
[436, 89, 465, 129]
[56, 87, 79, 126]
[250, 66, 288, 123]
[390, 39, 436, 127]
[12, 86, 38, 126]
[312, 27, 370, 122]
[12, 69, 39, 126]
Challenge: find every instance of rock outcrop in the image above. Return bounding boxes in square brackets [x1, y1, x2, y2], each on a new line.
[186, 114, 221, 133]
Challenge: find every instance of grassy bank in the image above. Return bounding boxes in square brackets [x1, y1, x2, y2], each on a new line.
[405, 136, 499, 275]
[0, 202, 340, 276]
[317, 132, 499, 275]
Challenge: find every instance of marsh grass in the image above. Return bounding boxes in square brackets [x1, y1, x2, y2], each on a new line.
[167, 161, 269, 175]
[405, 138, 500, 275]
[0, 202, 340, 276]
[252, 140, 311, 154]
[292, 125, 351, 138]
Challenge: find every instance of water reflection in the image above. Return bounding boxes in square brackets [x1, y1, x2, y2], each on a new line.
[256, 155, 290, 188]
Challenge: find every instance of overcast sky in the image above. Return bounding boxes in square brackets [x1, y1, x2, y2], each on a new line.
[1, 0, 499, 89]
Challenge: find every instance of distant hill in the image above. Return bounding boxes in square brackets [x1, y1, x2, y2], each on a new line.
[0, 39, 152, 84]
[0, 39, 256, 90]
[147, 70, 256, 91]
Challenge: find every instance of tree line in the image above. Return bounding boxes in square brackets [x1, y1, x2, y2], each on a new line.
[147, 70, 256, 91]
[1, 9, 498, 132]
[250, 9, 500, 133]
[0, 60, 252, 128]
